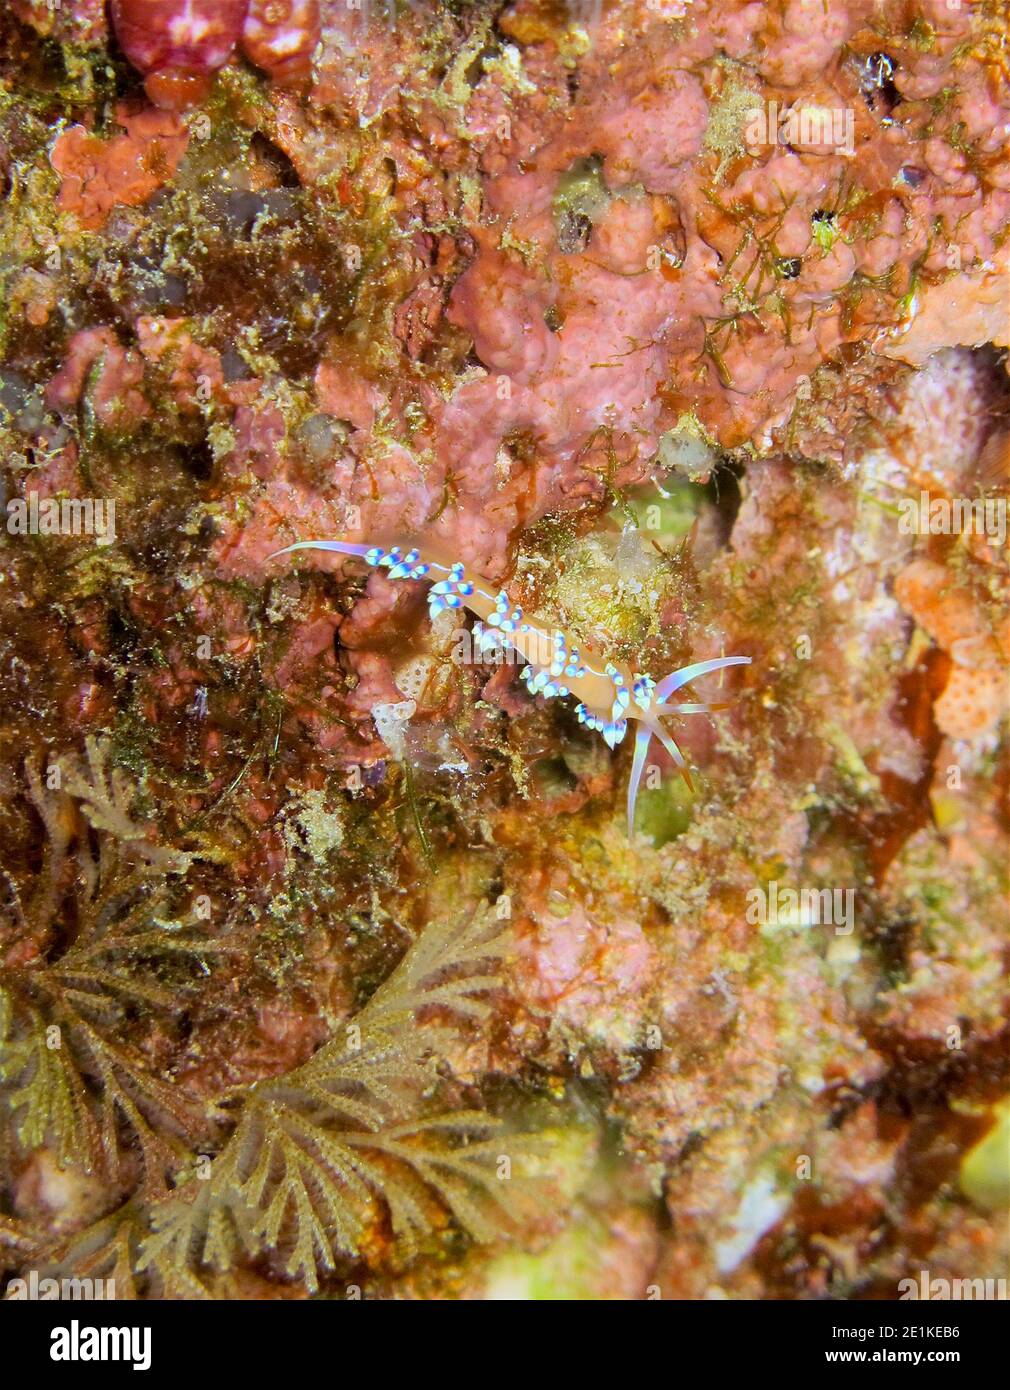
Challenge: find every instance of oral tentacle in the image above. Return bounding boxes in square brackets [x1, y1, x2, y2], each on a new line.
[269, 540, 374, 560]
[654, 655, 750, 704]
[270, 538, 434, 580]
[626, 724, 654, 837]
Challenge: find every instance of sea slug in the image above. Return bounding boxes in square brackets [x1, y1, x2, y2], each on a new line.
[273, 538, 751, 833]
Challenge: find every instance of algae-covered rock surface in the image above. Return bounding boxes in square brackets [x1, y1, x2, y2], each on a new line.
[0, 0, 1007, 1303]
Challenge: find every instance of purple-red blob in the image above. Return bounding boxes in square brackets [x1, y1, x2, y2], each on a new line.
[109, 0, 319, 108]
[240, 0, 321, 86]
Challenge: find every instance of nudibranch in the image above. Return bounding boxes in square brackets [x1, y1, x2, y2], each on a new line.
[272, 538, 751, 834]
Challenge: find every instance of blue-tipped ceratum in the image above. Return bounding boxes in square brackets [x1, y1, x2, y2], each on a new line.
[271, 537, 751, 835]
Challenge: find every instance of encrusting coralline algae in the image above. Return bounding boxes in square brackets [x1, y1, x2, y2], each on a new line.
[0, 0, 1007, 1302]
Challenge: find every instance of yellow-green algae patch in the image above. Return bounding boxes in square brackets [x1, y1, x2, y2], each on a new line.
[959, 1099, 1010, 1213]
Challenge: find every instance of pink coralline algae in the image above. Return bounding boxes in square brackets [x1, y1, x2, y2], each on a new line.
[44, 327, 150, 431]
[895, 558, 1010, 740]
[205, 0, 1010, 598]
[49, 103, 190, 229]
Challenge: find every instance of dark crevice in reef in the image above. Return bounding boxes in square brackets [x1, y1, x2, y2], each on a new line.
[702, 461, 744, 547]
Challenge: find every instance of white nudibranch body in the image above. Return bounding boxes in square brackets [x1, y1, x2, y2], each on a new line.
[271, 538, 751, 834]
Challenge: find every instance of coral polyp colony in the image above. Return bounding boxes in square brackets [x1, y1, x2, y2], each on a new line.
[1, 0, 1008, 1311]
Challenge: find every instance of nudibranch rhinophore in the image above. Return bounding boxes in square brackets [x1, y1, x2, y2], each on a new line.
[271, 538, 751, 834]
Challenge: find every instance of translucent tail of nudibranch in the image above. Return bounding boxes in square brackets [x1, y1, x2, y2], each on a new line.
[625, 655, 751, 838]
